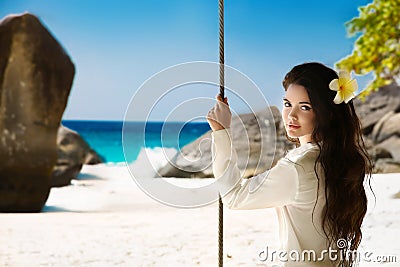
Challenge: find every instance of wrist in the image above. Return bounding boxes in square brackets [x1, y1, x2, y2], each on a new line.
[212, 125, 226, 131]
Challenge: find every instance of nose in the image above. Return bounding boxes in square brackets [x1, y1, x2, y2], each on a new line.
[288, 107, 298, 120]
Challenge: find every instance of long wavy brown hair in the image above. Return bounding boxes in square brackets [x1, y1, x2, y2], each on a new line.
[282, 62, 373, 266]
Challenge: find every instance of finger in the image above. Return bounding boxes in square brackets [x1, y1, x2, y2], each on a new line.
[207, 110, 216, 119]
[207, 117, 219, 125]
[216, 95, 228, 103]
[217, 99, 229, 109]
[216, 96, 228, 105]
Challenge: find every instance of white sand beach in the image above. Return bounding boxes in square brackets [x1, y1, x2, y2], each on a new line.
[0, 163, 399, 267]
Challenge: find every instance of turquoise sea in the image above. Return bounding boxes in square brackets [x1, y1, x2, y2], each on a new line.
[61, 120, 211, 163]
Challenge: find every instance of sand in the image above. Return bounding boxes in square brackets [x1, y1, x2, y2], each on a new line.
[0, 164, 399, 266]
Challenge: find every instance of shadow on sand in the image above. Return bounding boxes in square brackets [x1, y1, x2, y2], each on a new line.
[76, 172, 104, 181]
[41, 205, 75, 213]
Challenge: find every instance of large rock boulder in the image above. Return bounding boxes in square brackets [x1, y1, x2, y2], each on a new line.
[354, 83, 400, 172]
[0, 13, 74, 212]
[157, 106, 293, 178]
[52, 125, 104, 187]
[353, 83, 400, 135]
[372, 113, 400, 145]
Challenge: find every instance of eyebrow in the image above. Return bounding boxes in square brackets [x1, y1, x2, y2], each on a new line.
[283, 98, 311, 105]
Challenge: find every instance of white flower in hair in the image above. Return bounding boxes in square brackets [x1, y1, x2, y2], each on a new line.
[329, 70, 358, 104]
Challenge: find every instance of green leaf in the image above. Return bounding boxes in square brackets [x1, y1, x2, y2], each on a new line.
[336, 0, 400, 97]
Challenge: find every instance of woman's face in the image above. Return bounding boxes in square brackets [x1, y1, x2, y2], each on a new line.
[282, 84, 316, 145]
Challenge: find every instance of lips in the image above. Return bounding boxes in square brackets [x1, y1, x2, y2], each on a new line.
[287, 124, 301, 130]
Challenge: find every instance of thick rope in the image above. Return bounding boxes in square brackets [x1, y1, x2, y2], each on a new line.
[218, 0, 224, 266]
[219, 0, 225, 100]
[218, 196, 223, 266]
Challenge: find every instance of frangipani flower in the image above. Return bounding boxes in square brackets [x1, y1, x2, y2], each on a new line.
[329, 70, 358, 104]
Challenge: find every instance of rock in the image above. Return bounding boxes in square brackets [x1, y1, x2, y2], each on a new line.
[84, 150, 104, 165]
[157, 106, 291, 178]
[373, 158, 400, 174]
[393, 191, 400, 199]
[351, 82, 400, 173]
[373, 112, 400, 144]
[370, 146, 393, 161]
[368, 146, 393, 173]
[371, 111, 395, 143]
[363, 135, 374, 150]
[157, 130, 214, 178]
[353, 83, 400, 135]
[373, 135, 400, 162]
[0, 13, 74, 212]
[52, 126, 104, 187]
[51, 163, 82, 188]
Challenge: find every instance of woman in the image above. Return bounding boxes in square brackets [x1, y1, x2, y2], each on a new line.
[207, 62, 372, 266]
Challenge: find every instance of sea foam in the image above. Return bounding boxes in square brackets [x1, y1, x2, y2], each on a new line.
[128, 147, 178, 178]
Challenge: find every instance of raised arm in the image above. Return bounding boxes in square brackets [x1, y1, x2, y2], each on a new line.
[210, 125, 299, 210]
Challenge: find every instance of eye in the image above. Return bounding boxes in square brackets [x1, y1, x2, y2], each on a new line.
[283, 102, 291, 107]
[301, 105, 312, 111]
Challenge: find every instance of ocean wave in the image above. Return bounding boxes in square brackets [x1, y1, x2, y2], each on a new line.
[128, 147, 178, 178]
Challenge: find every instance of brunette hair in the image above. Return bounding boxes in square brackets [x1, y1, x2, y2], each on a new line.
[282, 62, 373, 266]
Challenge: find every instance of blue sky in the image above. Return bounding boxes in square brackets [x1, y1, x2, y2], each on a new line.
[0, 0, 372, 121]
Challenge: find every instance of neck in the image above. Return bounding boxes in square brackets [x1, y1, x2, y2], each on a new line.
[299, 135, 313, 146]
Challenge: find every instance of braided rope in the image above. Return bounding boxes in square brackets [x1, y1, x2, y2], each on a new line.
[218, 0, 224, 266]
[219, 0, 225, 100]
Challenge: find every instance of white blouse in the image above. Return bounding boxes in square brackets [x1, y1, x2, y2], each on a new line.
[212, 129, 338, 266]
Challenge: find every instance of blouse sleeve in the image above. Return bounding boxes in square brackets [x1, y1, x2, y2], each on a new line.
[212, 129, 299, 210]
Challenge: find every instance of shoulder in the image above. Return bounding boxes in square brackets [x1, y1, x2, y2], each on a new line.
[283, 143, 321, 176]
[284, 143, 320, 164]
